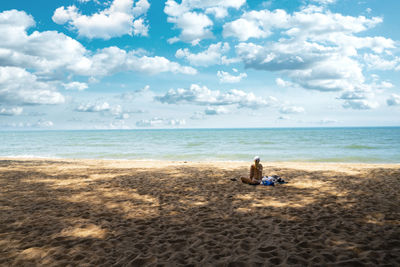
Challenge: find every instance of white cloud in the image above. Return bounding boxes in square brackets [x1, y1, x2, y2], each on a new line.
[217, 70, 247, 83]
[342, 99, 379, 110]
[223, 9, 288, 41]
[87, 47, 197, 76]
[338, 91, 369, 100]
[230, 5, 396, 107]
[165, 0, 245, 44]
[119, 85, 150, 100]
[167, 11, 213, 45]
[110, 105, 123, 116]
[128, 109, 146, 114]
[204, 106, 229, 115]
[336, 82, 385, 110]
[135, 84, 150, 93]
[106, 120, 132, 130]
[119, 92, 136, 101]
[0, 67, 65, 105]
[130, 55, 197, 75]
[311, 0, 336, 4]
[164, 0, 245, 18]
[223, 18, 269, 41]
[167, 119, 186, 126]
[387, 94, 400, 106]
[363, 53, 400, 70]
[0, 106, 23, 116]
[0, 10, 89, 76]
[235, 33, 396, 85]
[0, 9, 196, 100]
[337, 35, 395, 54]
[379, 81, 394, 89]
[319, 118, 339, 124]
[63, 81, 88, 91]
[133, 0, 150, 16]
[164, 0, 245, 20]
[0, 9, 35, 28]
[205, 7, 228, 19]
[75, 102, 111, 112]
[132, 18, 149, 36]
[290, 7, 382, 37]
[75, 102, 126, 117]
[335, 78, 392, 109]
[279, 105, 305, 114]
[221, 56, 241, 65]
[190, 111, 205, 120]
[136, 117, 186, 127]
[155, 84, 273, 109]
[34, 120, 54, 128]
[275, 78, 294, 87]
[175, 42, 231, 67]
[236, 41, 365, 92]
[232, 6, 386, 53]
[52, 0, 150, 39]
[5, 120, 54, 128]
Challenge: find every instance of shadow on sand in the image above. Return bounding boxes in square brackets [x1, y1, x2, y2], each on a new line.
[0, 160, 399, 266]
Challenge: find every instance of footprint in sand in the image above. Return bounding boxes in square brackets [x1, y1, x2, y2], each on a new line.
[269, 257, 282, 265]
[128, 255, 157, 266]
[258, 245, 277, 252]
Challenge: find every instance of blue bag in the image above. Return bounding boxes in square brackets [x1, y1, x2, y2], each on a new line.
[261, 179, 274, 186]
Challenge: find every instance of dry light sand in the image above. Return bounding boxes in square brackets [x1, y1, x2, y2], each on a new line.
[0, 158, 399, 266]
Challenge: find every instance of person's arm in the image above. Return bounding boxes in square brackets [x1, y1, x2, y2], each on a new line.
[259, 164, 263, 177]
[250, 165, 254, 179]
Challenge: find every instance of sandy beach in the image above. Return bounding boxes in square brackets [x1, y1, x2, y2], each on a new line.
[0, 158, 399, 266]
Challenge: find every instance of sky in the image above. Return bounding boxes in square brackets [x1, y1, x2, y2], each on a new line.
[0, 0, 400, 130]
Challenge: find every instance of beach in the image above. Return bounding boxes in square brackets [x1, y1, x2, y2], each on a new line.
[0, 158, 399, 266]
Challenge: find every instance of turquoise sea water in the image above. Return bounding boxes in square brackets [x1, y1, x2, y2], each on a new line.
[1, 127, 399, 163]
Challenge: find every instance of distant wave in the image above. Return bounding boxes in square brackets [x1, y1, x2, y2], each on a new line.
[344, 145, 376, 150]
[2, 155, 60, 159]
[259, 141, 274, 145]
[238, 140, 274, 145]
[308, 156, 384, 163]
[186, 142, 205, 147]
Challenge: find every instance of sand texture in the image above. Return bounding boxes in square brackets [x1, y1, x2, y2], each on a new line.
[0, 159, 399, 266]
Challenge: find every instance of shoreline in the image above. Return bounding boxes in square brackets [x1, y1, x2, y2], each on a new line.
[0, 157, 400, 171]
[1, 126, 399, 131]
[0, 156, 400, 168]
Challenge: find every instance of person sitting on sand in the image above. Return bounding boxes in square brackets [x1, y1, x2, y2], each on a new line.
[241, 156, 263, 185]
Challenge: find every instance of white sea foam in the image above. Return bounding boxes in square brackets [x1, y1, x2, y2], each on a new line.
[3, 155, 61, 159]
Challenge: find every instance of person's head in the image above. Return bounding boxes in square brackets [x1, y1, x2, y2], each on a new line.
[254, 156, 260, 165]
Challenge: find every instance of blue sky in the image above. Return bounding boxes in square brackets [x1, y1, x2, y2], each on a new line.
[0, 0, 399, 129]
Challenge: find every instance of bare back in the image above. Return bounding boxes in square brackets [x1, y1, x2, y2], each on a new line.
[250, 163, 263, 181]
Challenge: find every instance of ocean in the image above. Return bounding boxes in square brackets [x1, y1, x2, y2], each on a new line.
[1, 127, 399, 163]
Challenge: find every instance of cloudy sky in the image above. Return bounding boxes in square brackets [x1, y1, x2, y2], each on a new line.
[0, 0, 399, 129]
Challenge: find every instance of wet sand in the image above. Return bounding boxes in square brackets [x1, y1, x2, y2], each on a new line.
[0, 158, 399, 266]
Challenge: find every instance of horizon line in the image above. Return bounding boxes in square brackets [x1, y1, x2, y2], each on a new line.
[1, 125, 400, 131]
